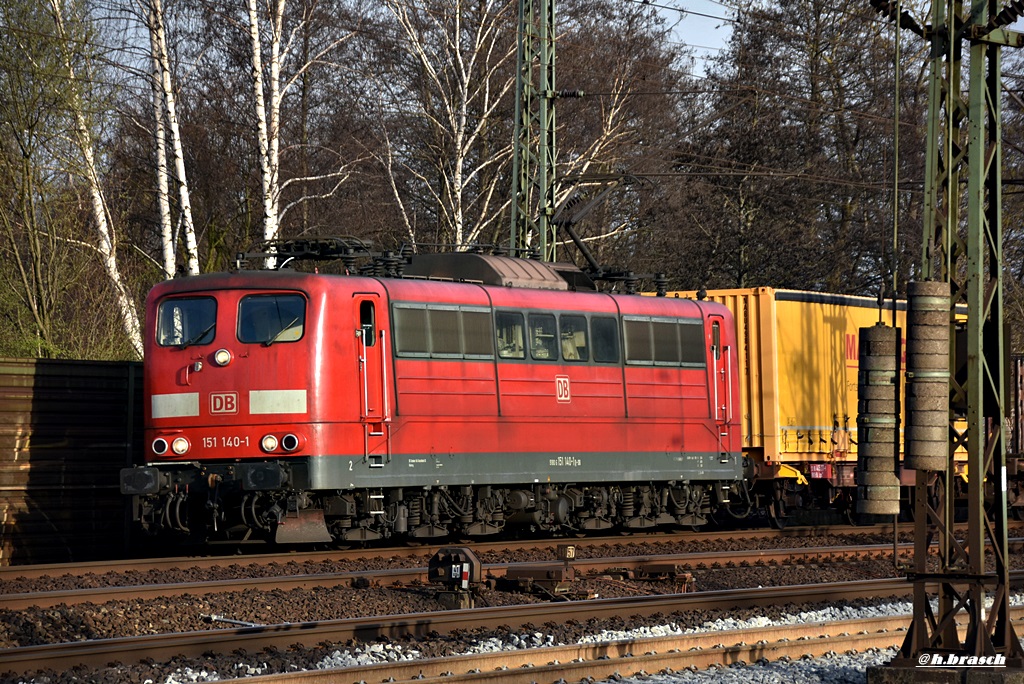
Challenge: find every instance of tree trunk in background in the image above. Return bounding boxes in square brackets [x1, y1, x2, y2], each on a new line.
[247, 0, 282, 267]
[149, 7, 174, 280]
[50, 0, 144, 357]
[149, 0, 199, 276]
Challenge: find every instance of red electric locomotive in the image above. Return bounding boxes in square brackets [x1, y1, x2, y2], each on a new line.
[120, 246, 746, 543]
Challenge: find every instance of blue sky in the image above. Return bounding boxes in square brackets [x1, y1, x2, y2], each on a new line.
[654, 0, 734, 76]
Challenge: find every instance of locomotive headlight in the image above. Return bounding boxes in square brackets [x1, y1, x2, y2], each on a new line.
[213, 348, 232, 366]
[261, 434, 279, 452]
[171, 437, 190, 455]
[281, 433, 303, 452]
[152, 438, 169, 455]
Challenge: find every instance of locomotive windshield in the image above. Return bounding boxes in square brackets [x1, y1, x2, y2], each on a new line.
[156, 297, 217, 348]
[238, 294, 306, 345]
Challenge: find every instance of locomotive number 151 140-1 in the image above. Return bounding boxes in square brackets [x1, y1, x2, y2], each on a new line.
[121, 251, 747, 544]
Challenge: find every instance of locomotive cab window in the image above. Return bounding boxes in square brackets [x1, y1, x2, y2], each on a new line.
[238, 294, 306, 345]
[157, 297, 217, 348]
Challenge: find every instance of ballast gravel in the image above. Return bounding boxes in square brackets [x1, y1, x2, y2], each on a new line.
[605, 648, 900, 683]
[13, 596, 1014, 684]
[4, 538, 1019, 684]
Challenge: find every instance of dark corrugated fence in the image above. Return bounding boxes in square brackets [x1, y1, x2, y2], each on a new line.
[0, 358, 142, 565]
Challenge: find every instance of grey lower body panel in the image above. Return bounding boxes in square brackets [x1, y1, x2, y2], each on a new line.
[308, 450, 744, 490]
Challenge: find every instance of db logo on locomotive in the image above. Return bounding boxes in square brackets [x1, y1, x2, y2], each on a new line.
[210, 392, 238, 415]
[555, 376, 571, 403]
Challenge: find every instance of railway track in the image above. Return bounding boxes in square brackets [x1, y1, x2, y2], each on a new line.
[0, 542, 915, 610]
[2, 576, 992, 677]
[0, 522, 908, 580]
[2, 526, 1019, 681]
[185, 610, 1024, 684]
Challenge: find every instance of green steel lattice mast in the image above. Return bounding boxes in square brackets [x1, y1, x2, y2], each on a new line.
[879, 0, 1024, 664]
[510, 0, 558, 262]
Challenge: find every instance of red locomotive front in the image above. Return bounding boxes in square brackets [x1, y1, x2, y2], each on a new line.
[123, 269, 391, 542]
[121, 249, 748, 544]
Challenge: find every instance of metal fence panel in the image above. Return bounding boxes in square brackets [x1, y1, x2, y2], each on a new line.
[0, 358, 141, 565]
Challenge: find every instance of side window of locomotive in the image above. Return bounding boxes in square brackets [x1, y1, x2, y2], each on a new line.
[430, 307, 461, 357]
[623, 318, 654, 364]
[652, 319, 681, 365]
[559, 314, 588, 361]
[157, 297, 217, 348]
[359, 301, 376, 347]
[529, 313, 558, 361]
[462, 309, 493, 358]
[394, 304, 494, 359]
[237, 294, 306, 345]
[496, 311, 525, 359]
[393, 305, 429, 356]
[680, 320, 707, 366]
[591, 316, 620, 363]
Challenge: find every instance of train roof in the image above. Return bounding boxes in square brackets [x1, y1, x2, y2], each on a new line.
[149, 253, 725, 319]
[153, 253, 597, 294]
[402, 253, 595, 291]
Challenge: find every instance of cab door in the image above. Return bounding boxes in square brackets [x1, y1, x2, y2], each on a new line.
[354, 294, 390, 465]
[708, 315, 732, 451]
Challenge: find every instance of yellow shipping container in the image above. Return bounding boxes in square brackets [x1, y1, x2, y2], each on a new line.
[671, 287, 907, 489]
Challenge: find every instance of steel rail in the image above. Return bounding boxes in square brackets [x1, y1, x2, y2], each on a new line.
[0, 543, 914, 610]
[206, 611, 1024, 683]
[0, 523, 911, 581]
[6, 575, 1018, 676]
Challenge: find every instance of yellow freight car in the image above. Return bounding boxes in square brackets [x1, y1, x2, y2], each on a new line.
[670, 287, 911, 518]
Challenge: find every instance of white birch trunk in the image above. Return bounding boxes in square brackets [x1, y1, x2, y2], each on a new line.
[268, 0, 283, 240]
[241, 0, 359, 265]
[150, 0, 199, 275]
[381, 0, 515, 249]
[247, 0, 280, 268]
[49, 0, 144, 358]
[149, 4, 175, 280]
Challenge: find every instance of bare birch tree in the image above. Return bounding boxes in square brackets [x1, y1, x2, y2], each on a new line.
[376, 0, 518, 250]
[48, 0, 144, 357]
[149, 5, 175, 279]
[241, 0, 361, 267]
[547, 1, 691, 264]
[146, 0, 200, 276]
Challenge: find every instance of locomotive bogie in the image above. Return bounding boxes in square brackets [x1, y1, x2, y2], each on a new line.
[128, 471, 727, 541]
